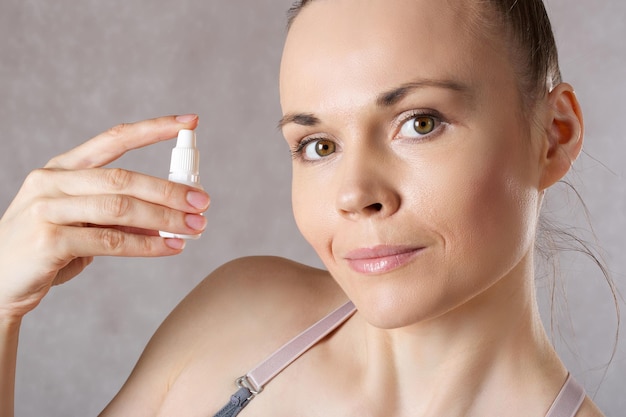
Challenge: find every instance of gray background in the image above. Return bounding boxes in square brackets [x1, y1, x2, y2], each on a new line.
[0, 0, 623, 415]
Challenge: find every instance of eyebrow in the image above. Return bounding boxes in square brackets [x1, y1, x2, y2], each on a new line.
[277, 112, 320, 130]
[277, 78, 472, 130]
[376, 79, 472, 107]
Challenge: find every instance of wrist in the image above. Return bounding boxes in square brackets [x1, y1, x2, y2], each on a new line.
[0, 312, 20, 417]
[0, 312, 23, 332]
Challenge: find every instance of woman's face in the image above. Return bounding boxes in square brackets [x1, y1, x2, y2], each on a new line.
[279, 0, 546, 328]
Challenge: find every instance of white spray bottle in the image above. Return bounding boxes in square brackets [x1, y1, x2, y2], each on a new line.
[159, 129, 203, 239]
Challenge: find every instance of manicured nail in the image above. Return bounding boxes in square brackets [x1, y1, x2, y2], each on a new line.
[165, 238, 186, 250]
[187, 190, 210, 209]
[176, 114, 198, 123]
[185, 214, 207, 231]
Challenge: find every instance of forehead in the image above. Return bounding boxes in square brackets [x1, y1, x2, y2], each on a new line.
[279, 0, 515, 114]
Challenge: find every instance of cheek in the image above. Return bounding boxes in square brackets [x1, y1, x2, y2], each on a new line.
[424, 138, 539, 275]
[291, 172, 336, 257]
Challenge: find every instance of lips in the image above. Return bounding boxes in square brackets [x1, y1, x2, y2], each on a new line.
[343, 245, 424, 274]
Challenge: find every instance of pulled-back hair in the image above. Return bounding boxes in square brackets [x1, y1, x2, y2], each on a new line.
[286, 0, 561, 109]
[483, 0, 562, 106]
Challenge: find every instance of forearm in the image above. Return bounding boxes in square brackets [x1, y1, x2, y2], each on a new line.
[0, 317, 21, 417]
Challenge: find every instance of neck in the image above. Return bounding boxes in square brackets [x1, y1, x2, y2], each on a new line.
[351, 252, 567, 417]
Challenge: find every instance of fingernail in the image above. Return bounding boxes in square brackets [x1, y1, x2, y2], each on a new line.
[176, 114, 198, 123]
[165, 238, 186, 250]
[187, 190, 210, 209]
[185, 213, 207, 231]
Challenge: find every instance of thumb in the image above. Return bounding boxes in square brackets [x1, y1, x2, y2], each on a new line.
[52, 257, 94, 286]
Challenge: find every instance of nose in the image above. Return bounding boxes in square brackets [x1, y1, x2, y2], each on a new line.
[335, 150, 401, 220]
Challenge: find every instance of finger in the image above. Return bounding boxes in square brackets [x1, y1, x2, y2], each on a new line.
[52, 257, 94, 286]
[112, 226, 160, 236]
[22, 167, 210, 213]
[53, 225, 186, 258]
[41, 194, 207, 236]
[45, 114, 199, 170]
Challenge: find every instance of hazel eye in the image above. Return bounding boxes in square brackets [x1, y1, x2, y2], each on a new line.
[399, 115, 438, 138]
[303, 138, 336, 160]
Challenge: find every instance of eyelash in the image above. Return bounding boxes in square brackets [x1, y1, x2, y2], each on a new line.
[290, 109, 447, 161]
[289, 136, 332, 162]
[291, 137, 314, 156]
[393, 109, 446, 141]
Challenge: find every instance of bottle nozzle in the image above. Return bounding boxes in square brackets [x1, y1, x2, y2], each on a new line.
[169, 129, 200, 179]
[176, 129, 196, 148]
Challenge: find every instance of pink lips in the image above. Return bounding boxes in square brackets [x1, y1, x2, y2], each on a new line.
[344, 245, 424, 274]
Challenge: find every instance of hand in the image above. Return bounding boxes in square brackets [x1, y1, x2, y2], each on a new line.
[0, 115, 210, 320]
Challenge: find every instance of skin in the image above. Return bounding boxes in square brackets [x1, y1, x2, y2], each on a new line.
[0, 0, 606, 416]
[282, 0, 542, 331]
[0, 114, 209, 416]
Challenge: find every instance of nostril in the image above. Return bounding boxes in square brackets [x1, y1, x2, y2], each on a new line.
[368, 203, 383, 212]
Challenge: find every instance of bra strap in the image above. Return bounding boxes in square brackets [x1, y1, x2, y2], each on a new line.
[214, 302, 585, 417]
[544, 374, 586, 417]
[243, 300, 357, 393]
[212, 301, 356, 417]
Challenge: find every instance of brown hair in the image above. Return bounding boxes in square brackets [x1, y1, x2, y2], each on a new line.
[286, 0, 561, 109]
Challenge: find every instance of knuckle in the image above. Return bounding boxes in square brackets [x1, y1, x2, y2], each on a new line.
[29, 197, 50, 218]
[33, 224, 63, 254]
[99, 228, 125, 252]
[104, 168, 133, 191]
[106, 123, 130, 139]
[159, 206, 177, 229]
[160, 179, 178, 202]
[138, 236, 154, 253]
[103, 194, 131, 218]
[44, 155, 61, 168]
[23, 168, 49, 189]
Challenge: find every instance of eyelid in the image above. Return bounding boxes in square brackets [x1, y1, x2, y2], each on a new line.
[291, 135, 321, 155]
[289, 108, 449, 160]
[290, 135, 337, 161]
[392, 108, 448, 139]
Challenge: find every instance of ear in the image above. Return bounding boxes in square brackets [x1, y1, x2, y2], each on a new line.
[538, 83, 584, 190]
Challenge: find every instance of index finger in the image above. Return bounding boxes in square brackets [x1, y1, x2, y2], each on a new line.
[45, 114, 199, 170]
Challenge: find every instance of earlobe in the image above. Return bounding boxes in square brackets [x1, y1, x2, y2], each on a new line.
[538, 82, 584, 190]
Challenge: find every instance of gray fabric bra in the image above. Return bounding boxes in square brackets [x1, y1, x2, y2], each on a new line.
[213, 301, 586, 417]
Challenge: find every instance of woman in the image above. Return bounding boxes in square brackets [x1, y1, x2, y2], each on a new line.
[0, 0, 611, 415]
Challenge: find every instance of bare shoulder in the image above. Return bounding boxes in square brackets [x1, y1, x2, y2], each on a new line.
[158, 255, 347, 367]
[182, 256, 347, 332]
[193, 255, 345, 315]
[100, 256, 346, 415]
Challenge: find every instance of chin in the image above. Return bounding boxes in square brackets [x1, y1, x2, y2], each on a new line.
[349, 285, 462, 330]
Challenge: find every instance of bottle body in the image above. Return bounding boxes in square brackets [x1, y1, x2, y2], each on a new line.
[159, 129, 203, 240]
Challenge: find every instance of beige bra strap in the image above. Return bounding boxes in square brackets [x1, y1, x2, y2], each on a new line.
[232, 301, 585, 417]
[240, 300, 357, 394]
[545, 374, 586, 417]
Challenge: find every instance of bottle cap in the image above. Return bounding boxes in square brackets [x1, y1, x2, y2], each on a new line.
[170, 129, 199, 176]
